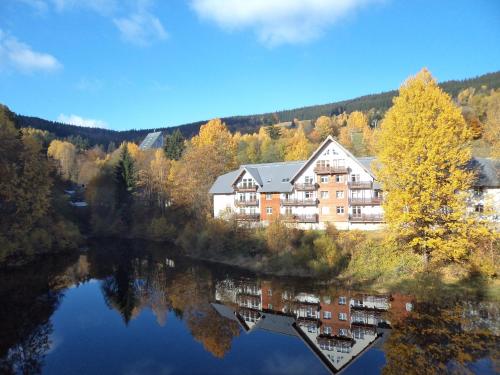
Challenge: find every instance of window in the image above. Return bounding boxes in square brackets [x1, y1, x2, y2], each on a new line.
[406, 302, 413, 312]
[317, 160, 330, 168]
[321, 191, 329, 199]
[339, 328, 348, 336]
[324, 326, 332, 335]
[351, 174, 360, 182]
[239, 208, 245, 214]
[335, 175, 344, 183]
[285, 207, 293, 216]
[305, 176, 314, 184]
[308, 325, 316, 333]
[322, 207, 330, 215]
[352, 206, 361, 216]
[266, 207, 273, 214]
[336, 191, 344, 199]
[268, 289, 272, 296]
[324, 311, 332, 319]
[268, 303, 273, 309]
[320, 176, 329, 183]
[305, 191, 313, 199]
[336, 206, 345, 215]
[339, 313, 347, 321]
[323, 296, 331, 304]
[475, 204, 484, 213]
[473, 187, 483, 196]
[249, 192, 256, 201]
[266, 193, 272, 200]
[338, 296, 346, 305]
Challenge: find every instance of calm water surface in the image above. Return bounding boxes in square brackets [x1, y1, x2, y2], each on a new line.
[0, 241, 498, 374]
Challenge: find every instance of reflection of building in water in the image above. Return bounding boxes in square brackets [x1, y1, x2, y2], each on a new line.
[213, 279, 413, 373]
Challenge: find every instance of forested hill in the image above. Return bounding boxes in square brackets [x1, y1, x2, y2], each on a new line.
[13, 70, 500, 147]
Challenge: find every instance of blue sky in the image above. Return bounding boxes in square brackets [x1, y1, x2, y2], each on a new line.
[0, 0, 499, 130]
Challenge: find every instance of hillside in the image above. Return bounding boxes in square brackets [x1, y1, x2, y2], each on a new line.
[11, 70, 500, 147]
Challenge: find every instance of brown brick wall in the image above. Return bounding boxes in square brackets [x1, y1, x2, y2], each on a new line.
[261, 193, 281, 222]
[317, 174, 349, 223]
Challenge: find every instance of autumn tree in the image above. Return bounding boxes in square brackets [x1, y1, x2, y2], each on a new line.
[314, 116, 337, 140]
[347, 111, 368, 131]
[169, 119, 237, 214]
[164, 129, 185, 160]
[47, 140, 77, 180]
[285, 127, 312, 161]
[483, 90, 500, 157]
[375, 69, 478, 263]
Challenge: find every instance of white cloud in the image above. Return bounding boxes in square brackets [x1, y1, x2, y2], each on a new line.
[113, 1, 168, 46]
[0, 29, 62, 73]
[190, 0, 380, 46]
[16, 0, 49, 14]
[50, 0, 117, 15]
[114, 12, 168, 46]
[57, 114, 108, 128]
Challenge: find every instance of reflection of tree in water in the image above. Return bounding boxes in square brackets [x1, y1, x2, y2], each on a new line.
[0, 255, 77, 375]
[383, 299, 499, 374]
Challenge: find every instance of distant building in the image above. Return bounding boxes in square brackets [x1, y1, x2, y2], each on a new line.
[139, 131, 164, 150]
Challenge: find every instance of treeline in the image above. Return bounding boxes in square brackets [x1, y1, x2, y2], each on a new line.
[10, 70, 500, 149]
[0, 105, 82, 265]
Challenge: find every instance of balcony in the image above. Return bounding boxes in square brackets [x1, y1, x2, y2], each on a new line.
[234, 184, 258, 192]
[349, 214, 384, 223]
[234, 199, 259, 207]
[282, 214, 319, 223]
[235, 213, 260, 221]
[294, 183, 318, 191]
[281, 198, 318, 206]
[350, 197, 383, 206]
[314, 165, 348, 174]
[348, 181, 373, 189]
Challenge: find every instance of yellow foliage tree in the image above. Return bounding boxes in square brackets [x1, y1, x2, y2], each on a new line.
[284, 127, 312, 161]
[483, 90, 500, 157]
[375, 68, 481, 263]
[47, 140, 77, 180]
[338, 127, 353, 149]
[314, 116, 337, 140]
[347, 111, 368, 131]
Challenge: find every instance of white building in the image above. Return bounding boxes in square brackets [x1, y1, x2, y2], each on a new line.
[209, 136, 500, 230]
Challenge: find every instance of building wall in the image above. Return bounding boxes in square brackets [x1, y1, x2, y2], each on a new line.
[317, 175, 349, 223]
[213, 194, 235, 217]
[261, 193, 281, 223]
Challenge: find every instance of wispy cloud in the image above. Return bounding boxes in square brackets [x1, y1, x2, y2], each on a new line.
[57, 113, 108, 128]
[16, 0, 168, 46]
[0, 29, 62, 73]
[114, 11, 168, 46]
[75, 77, 104, 92]
[190, 0, 380, 46]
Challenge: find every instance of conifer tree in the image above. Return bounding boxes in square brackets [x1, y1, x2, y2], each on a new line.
[164, 129, 185, 160]
[115, 144, 136, 226]
[375, 69, 478, 263]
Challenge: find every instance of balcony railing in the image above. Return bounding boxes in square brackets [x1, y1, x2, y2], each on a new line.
[282, 214, 319, 223]
[234, 184, 258, 192]
[234, 199, 259, 207]
[314, 165, 348, 174]
[281, 198, 319, 206]
[348, 181, 373, 189]
[294, 183, 318, 191]
[235, 213, 260, 221]
[350, 197, 383, 206]
[349, 214, 384, 223]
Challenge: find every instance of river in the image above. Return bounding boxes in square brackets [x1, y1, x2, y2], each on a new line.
[0, 240, 498, 374]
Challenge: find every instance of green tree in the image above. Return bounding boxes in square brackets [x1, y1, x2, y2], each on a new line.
[265, 125, 281, 140]
[115, 144, 136, 227]
[164, 129, 185, 160]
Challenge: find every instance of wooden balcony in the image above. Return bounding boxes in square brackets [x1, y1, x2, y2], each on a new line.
[234, 199, 259, 207]
[350, 197, 382, 206]
[314, 165, 348, 174]
[294, 182, 319, 191]
[348, 181, 373, 189]
[234, 184, 258, 192]
[281, 198, 318, 206]
[282, 214, 319, 223]
[349, 214, 384, 223]
[235, 213, 260, 221]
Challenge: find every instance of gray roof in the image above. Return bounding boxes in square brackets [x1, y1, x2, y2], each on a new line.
[209, 156, 499, 195]
[210, 161, 305, 194]
[139, 131, 163, 150]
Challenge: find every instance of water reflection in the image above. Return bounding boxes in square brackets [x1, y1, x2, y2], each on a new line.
[0, 242, 497, 374]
